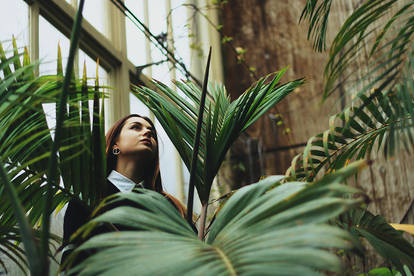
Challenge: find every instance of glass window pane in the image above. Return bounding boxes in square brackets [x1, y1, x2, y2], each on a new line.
[156, 119, 180, 194]
[39, 15, 108, 131]
[148, 0, 167, 38]
[125, 0, 146, 66]
[148, 0, 167, 79]
[171, 0, 191, 80]
[39, 16, 70, 76]
[0, 1, 29, 50]
[130, 93, 150, 117]
[83, 0, 109, 38]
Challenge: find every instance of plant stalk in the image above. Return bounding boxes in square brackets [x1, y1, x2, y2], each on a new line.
[186, 47, 212, 225]
[40, 0, 85, 273]
[198, 203, 209, 240]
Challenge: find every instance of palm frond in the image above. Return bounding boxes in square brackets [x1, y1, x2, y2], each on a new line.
[285, 53, 414, 180]
[0, 224, 61, 275]
[0, 42, 104, 214]
[301, 0, 414, 101]
[132, 70, 303, 204]
[300, 0, 333, 52]
[0, 35, 105, 272]
[285, 70, 414, 274]
[338, 208, 414, 273]
[66, 160, 367, 276]
[0, 159, 42, 275]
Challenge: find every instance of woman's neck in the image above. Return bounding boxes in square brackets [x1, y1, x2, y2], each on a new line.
[115, 158, 147, 186]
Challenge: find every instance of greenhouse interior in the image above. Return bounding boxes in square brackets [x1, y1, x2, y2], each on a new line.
[1, 0, 414, 275]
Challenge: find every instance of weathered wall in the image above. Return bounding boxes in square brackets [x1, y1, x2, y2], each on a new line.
[217, 0, 414, 272]
[218, 0, 353, 186]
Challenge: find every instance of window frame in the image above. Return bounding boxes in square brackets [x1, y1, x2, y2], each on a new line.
[24, 0, 135, 127]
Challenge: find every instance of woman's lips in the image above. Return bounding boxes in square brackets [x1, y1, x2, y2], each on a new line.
[141, 138, 152, 146]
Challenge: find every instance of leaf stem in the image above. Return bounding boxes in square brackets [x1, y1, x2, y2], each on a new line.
[198, 203, 208, 240]
[187, 48, 212, 224]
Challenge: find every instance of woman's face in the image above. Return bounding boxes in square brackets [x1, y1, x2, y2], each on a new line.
[114, 117, 157, 159]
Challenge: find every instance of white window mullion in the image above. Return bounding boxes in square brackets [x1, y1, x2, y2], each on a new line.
[143, 0, 152, 80]
[107, 0, 130, 128]
[165, 0, 186, 204]
[186, 0, 224, 83]
[143, 0, 155, 123]
[29, 2, 39, 76]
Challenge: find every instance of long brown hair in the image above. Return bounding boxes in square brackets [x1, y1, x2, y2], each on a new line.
[105, 114, 186, 217]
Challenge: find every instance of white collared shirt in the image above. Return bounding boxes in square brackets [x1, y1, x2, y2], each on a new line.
[107, 170, 144, 192]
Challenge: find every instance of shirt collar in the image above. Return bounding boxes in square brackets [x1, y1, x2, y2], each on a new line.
[107, 170, 144, 192]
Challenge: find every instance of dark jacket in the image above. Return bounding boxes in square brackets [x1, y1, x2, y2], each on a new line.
[61, 180, 153, 270]
[61, 180, 121, 268]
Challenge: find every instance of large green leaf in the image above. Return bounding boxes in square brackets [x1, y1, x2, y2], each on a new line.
[65, 160, 367, 275]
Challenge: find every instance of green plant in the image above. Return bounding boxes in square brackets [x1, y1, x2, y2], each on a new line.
[284, 0, 414, 273]
[338, 209, 414, 273]
[133, 66, 303, 235]
[358, 266, 413, 276]
[296, 0, 414, 169]
[2, 0, 414, 275]
[68, 161, 366, 276]
[0, 1, 107, 274]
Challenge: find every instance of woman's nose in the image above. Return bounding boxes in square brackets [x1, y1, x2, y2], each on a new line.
[142, 128, 152, 137]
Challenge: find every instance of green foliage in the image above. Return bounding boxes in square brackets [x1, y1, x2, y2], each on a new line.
[0, 225, 60, 275]
[297, 0, 414, 182]
[285, 75, 414, 181]
[339, 209, 414, 273]
[359, 267, 399, 276]
[133, 69, 304, 204]
[358, 266, 413, 276]
[0, 41, 105, 228]
[302, 0, 414, 99]
[297, 1, 414, 274]
[300, 0, 333, 52]
[0, 6, 105, 271]
[1, 0, 413, 275]
[67, 161, 366, 276]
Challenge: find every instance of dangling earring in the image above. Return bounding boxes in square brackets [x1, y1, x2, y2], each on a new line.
[112, 148, 120, 155]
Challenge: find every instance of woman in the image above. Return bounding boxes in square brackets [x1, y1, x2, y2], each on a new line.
[61, 114, 186, 268]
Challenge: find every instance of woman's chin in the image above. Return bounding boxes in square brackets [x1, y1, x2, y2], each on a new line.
[136, 147, 156, 158]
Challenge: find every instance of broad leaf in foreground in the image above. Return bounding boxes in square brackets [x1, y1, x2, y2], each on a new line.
[67, 161, 368, 276]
